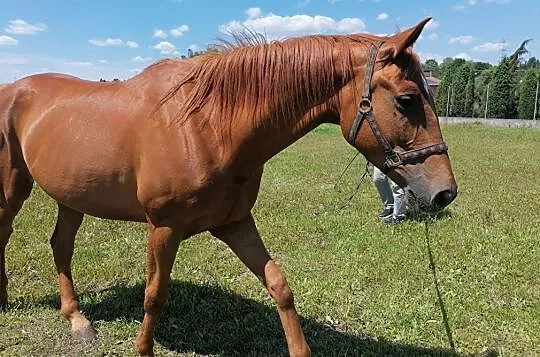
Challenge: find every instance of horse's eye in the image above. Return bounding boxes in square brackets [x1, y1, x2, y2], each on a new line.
[395, 94, 418, 112]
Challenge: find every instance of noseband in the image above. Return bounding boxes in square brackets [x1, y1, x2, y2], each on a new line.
[347, 43, 448, 173]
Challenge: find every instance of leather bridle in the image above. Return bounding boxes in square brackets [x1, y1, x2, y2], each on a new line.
[346, 43, 448, 173]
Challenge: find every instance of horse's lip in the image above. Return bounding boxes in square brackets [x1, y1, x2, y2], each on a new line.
[405, 186, 434, 213]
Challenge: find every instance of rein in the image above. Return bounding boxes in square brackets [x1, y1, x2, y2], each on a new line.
[424, 221, 457, 352]
[333, 154, 371, 210]
[346, 43, 449, 173]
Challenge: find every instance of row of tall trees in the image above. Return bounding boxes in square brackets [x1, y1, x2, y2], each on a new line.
[426, 40, 539, 119]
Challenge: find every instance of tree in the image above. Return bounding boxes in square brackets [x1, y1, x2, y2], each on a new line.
[518, 69, 538, 119]
[464, 65, 476, 117]
[435, 58, 466, 116]
[424, 59, 439, 77]
[522, 56, 540, 70]
[475, 69, 494, 117]
[452, 62, 471, 116]
[473, 61, 492, 72]
[487, 40, 530, 118]
[488, 58, 516, 118]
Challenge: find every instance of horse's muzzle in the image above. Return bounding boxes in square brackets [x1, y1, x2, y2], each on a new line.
[430, 187, 457, 212]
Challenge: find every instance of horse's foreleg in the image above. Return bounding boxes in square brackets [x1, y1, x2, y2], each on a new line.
[211, 214, 311, 357]
[135, 224, 182, 356]
[50, 203, 96, 340]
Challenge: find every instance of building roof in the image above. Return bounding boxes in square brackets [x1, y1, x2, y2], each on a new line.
[423, 70, 441, 87]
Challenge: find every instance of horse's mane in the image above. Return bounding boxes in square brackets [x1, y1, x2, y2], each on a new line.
[156, 31, 424, 126]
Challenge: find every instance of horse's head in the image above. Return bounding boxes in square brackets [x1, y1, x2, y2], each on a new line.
[337, 18, 457, 212]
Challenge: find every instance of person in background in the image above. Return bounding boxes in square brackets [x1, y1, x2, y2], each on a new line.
[372, 166, 407, 225]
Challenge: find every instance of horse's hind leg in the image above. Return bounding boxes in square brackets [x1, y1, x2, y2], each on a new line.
[0, 209, 16, 309]
[211, 214, 311, 357]
[0, 171, 34, 309]
[50, 203, 96, 340]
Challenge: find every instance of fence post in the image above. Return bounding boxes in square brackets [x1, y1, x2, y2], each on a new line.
[446, 86, 451, 117]
[534, 80, 539, 121]
[484, 83, 490, 119]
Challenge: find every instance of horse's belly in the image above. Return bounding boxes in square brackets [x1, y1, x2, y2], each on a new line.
[33, 168, 146, 222]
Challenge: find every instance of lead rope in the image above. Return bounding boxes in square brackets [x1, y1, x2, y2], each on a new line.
[333, 153, 371, 210]
[424, 221, 456, 352]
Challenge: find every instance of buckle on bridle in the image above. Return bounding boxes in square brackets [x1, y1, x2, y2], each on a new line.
[384, 151, 402, 168]
[358, 97, 372, 115]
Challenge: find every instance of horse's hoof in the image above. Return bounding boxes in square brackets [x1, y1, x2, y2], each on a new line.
[72, 323, 97, 341]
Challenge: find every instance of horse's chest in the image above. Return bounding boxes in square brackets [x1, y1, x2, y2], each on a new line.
[195, 176, 260, 230]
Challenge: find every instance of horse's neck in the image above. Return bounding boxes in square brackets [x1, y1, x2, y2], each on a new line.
[221, 102, 330, 174]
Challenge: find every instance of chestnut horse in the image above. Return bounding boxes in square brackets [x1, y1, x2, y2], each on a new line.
[0, 18, 456, 356]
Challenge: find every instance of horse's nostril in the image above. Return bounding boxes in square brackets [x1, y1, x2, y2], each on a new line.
[431, 189, 456, 210]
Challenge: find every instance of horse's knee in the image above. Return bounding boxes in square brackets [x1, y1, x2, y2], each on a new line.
[143, 291, 167, 315]
[265, 264, 294, 309]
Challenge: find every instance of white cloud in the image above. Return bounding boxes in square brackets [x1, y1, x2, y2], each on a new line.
[424, 19, 439, 30]
[153, 25, 189, 38]
[454, 0, 509, 11]
[449, 35, 474, 44]
[0, 35, 18, 46]
[188, 44, 198, 51]
[65, 61, 95, 67]
[170, 25, 189, 37]
[89, 38, 138, 48]
[126, 41, 139, 48]
[153, 41, 178, 55]
[298, 0, 310, 7]
[98, 59, 108, 64]
[153, 29, 168, 38]
[328, 0, 343, 3]
[0, 54, 27, 64]
[417, 52, 444, 63]
[428, 33, 439, 41]
[89, 38, 122, 46]
[376, 13, 389, 21]
[132, 55, 153, 62]
[472, 42, 506, 52]
[5, 19, 47, 35]
[454, 52, 471, 60]
[335, 18, 366, 32]
[220, 9, 366, 39]
[246, 7, 262, 19]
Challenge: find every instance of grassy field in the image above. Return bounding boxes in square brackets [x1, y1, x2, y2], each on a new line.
[0, 124, 539, 356]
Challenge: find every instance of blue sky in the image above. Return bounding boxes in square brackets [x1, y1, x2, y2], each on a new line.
[0, 0, 538, 82]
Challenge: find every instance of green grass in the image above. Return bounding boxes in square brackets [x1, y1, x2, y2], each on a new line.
[1, 124, 539, 356]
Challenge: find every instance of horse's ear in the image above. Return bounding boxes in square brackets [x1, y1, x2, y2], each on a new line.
[380, 17, 432, 60]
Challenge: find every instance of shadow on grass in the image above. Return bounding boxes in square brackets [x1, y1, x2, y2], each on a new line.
[33, 280, 465, 357]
